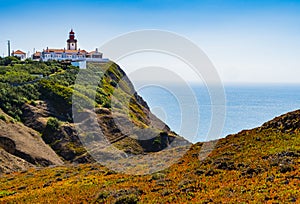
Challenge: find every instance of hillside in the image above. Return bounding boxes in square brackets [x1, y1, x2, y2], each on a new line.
[0, 57, 299, 203]
[0, 109, 63, 173]
[0, 110, 299, 203]
[0, 57, 188, 171]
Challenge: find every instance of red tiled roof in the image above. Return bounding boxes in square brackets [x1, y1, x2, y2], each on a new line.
[47, 49, 64, 52]
[88, 51, 102, 54]
[44, 49, 87, 54]
[33, 52, 41, 57]
[65, 49, 87, 53]
[13, 50, 26, 55]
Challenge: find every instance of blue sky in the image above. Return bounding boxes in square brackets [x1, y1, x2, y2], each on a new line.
[0, 0, 300, 83]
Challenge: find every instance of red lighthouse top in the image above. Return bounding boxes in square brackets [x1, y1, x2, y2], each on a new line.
[69, 29, 75, 40]
[67, 29, 78, 50]
[67, 29, 77, 43]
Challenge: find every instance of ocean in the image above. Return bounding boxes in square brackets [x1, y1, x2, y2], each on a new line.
[136, 84, 300, 143]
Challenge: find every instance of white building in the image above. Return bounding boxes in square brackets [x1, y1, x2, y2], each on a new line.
[12, 50, 26, 60]
[39, 29, 109, 67]
[41, 48, 87, 61]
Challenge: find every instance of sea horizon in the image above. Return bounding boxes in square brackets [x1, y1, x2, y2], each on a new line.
[134, 82, 300, 143]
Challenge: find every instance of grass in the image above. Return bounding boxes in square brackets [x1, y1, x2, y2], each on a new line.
[0, 126, 299, 203]
[0, 190, 16, 198]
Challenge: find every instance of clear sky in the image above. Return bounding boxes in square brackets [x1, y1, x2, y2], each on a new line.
[0, 0, 300, 83]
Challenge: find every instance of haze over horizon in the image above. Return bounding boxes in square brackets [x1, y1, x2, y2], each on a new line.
[0, 0, 300, 83]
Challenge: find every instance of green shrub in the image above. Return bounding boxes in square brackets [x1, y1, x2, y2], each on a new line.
[151, 172, 166, 180]
[30, 100, 37, 106]
[46, 117, 60, 131]
[95, 191, 109, 202]
[0, 114, 6, 121]
[110, 80, 118, 87]
[0, 190, 16, 198]
[115, 194, 139, 204]
[102, 98, 112, 109]
[9, 118, 16, 123]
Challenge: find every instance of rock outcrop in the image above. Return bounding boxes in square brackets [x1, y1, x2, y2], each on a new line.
[0, 109, 63, 172]
[260, 109, 300, 133]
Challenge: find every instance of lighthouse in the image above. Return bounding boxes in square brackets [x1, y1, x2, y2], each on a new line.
[67, 29, 77, 50]
[39, 29, 108, 66]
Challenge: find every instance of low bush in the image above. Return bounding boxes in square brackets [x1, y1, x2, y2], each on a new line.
[46, 117, 60, 131]
[0, 114, 6, 121]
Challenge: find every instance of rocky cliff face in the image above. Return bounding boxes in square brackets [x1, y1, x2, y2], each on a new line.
[20, 62, 188, 163]
[0, 60, 189, 171]
[0, 109, 63, 173]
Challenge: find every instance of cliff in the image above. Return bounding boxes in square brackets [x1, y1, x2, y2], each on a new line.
[0, 58, 188, 170]
[0, 109, 63, 173]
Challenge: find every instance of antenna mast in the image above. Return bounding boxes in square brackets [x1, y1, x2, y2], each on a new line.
[7, 40, 11, 57]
